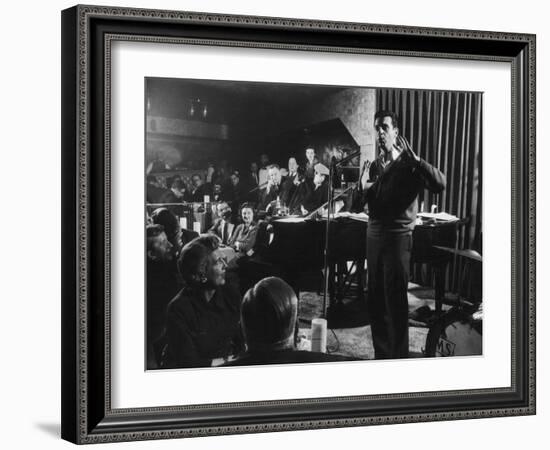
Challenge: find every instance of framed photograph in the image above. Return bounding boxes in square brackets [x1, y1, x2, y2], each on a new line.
[61, 4, 536, 444]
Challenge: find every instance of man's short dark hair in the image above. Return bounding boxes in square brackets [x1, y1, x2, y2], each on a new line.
[374, 110, 399, 128]
[151, 208, 179, 241]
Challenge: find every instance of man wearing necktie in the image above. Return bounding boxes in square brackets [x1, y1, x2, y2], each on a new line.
[280, 157, 299, 205]
[258, 164, 285, 211]
[208, 202, 235, 245]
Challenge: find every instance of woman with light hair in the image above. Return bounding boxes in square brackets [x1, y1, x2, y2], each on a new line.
[160, 234, 243, 369]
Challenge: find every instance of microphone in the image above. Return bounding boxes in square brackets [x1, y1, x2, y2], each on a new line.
[335, 149, 361, 166]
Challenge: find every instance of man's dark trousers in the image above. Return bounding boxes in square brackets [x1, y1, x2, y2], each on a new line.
[366, 232, 411, 359]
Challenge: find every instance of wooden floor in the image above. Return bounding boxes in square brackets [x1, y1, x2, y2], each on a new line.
[297, 283, 454, 360]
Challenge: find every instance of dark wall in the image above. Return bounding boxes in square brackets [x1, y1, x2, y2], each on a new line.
[145, 79, 376, 174]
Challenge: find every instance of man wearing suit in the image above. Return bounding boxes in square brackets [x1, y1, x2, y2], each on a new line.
[146, 175, 172, 204]
[146, 224, 182, 368]
[300, 163, 330, 214]
[287, 168, 311, 215]
[189, 173, 212, 202]
[258, 154, 270, 187]
[208, 202, 236, 245]
[224, 171, 245, 209]
[258, 164, 289, 212]
[279, 157, 299, 206]
[304, 147, 319, 184]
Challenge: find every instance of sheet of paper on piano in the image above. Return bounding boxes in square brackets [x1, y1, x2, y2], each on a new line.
[319, 211, 369, 222]
[417, 211, 459, 222]
[276, 217, 307, 223]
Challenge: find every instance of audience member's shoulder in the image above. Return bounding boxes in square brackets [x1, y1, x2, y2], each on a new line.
[222, 279, 242, 301]
[166, 288, 196, 314]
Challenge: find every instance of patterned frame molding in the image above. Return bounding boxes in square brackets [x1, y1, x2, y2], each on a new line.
[61, 4, 536, 444]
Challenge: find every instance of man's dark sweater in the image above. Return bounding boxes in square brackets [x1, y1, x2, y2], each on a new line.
[366, 154, 446, 235]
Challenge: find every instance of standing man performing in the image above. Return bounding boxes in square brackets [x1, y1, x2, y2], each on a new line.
[364, 110, 446, 359]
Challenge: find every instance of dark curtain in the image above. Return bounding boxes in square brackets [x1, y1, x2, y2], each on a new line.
[376, 89, 482, 293]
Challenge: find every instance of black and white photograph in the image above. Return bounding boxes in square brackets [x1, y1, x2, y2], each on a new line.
[145, 78, 483, 370]
[52, 1, 539, 446]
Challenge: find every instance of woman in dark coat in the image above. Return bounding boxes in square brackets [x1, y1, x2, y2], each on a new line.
[160, 235, 243, 368]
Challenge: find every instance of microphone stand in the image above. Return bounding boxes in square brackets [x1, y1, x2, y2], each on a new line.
[321, 150, 361, 319]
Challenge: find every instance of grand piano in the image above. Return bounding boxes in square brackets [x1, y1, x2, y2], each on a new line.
[251, 213, 462, 315]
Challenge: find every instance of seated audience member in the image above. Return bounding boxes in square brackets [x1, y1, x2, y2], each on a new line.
[225, 277, 356, 366]
[151, 207, 198, 257]
[214, 163, 230, 187]
[287, 157, 299, 182]
[205, 164, 216, 183]
[146, 175, 171, 204]
[300, 163, 330, 215]
[280, 157, 299, 205]
[229, 203, 258, 256]
[211, 183, 223, 203]
[258, 164, 290, 212]
[189, 173, 211, 202]
[146, 224, 183, 368]
[160, 177, 187, 216]
[246, 161, 260, 191]
[160, 235, 244, 369]
[304, 147, 319, 183]
[208, 202, 236, 245]
[287, 167, 311, 215]
[258, 153, 270, 187]
[168, 176, 189, 201]
[225, 171, 245, 208]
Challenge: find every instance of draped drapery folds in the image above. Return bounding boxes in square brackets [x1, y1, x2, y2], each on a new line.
[376, 88, 482, 296]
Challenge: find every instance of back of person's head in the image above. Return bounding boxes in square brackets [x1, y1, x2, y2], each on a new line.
[151, 208, 179, 240]
[241, 277, 297, 351]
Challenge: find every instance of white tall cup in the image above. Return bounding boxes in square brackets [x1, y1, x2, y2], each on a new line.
[179, 217, 187, 230]
[193, 221, 201, 233]
[311, 318, 327, 353]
